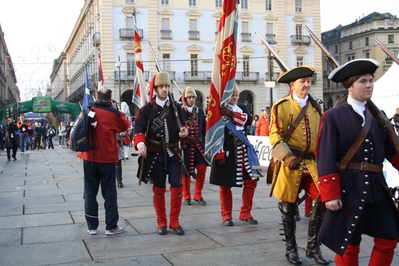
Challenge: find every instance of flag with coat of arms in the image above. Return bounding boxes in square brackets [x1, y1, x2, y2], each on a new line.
[204, 0, 239, 164]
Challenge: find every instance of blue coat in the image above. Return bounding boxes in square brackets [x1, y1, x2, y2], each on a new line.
[209, 104, 253, 187]
[134, 99, 186, 184]
[182, 106, 206, 174]
[316, 102, 399, 255]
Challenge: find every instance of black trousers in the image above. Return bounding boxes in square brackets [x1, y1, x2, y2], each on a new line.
[83, 160, 119, 230]
[6, 144, 17, 160]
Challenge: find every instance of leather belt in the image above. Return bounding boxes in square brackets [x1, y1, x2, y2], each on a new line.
[290, 147, 315, 160]
[187, 137, 201, 145]
[164, 142, 179, 148]
[346, 162, 383, 173]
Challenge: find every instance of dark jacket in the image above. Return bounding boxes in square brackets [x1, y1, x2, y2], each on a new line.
[209, 104, 253, 187]
[182, 106, 207, 173]
[134, 99, 186, 184]
[5, 123, 18, 148]
[316, 102, 399, 255]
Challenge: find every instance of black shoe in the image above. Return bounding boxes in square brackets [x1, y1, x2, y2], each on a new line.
[184, 199, 191, 206]
[286, 247, 303, 265]
[240, 217, 258, 225]
[295, 214, 300, 221]
[12, 157, 17, 161]
[157, 226, 167, 235]
[172, 226, 185, 235]
[124, 157, 129, 160]
[223, 220, 234, 226]
[118, 183, 124, 188]
[194, 198, 207, 205]
[306, 243, 330, 265]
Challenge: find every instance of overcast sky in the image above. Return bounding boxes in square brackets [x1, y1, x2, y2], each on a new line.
[0, 0, 398, 101]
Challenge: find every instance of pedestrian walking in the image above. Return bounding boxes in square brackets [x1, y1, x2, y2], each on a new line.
[317, 58, 399, 266]
[209, 84, 263, 227]
[17, 115, 31, 155]
[269, 66, 329, 265]
[134, 72, 188, 236]
[181, 86, 208, 206]
[5, 118, 18, 161]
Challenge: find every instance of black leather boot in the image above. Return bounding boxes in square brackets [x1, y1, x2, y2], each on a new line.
[279, 202, 302, 265]
[305, 199, 330, 265]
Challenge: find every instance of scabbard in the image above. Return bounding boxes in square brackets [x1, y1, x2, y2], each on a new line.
[269, 160, 281, 197]
[138, 156, 146, 185]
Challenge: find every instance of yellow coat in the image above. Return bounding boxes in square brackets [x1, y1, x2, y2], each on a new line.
[269, 95, 321, 203]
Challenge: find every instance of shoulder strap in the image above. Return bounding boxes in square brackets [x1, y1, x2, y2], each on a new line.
[284, 100, 309, 142]
[337, 108, 372, 174]
[149, 105, 171, 136]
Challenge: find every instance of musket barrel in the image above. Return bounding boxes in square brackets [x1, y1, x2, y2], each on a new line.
[375, 38, 399, 65]
[254, 30, 288, 72]
[148, 41, 184, 95]
[304, 25, 340, 68]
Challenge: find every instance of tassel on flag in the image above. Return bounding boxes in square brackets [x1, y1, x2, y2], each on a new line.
[132, 11, 147, 108]
[82, 64, 91, 109]
[204, 0, 239, 164]
[98, 54, 104, 90]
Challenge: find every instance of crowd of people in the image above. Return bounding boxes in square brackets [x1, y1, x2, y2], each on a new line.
[2, 59, 399, 265]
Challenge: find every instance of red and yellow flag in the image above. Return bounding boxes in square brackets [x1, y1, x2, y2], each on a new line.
[205, 0, 239, 164]
[132, 11, 147, 108]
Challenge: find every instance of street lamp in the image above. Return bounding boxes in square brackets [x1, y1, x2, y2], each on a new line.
[115, 56, 121, 103]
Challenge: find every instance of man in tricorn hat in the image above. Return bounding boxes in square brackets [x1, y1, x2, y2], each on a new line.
[181, 86, 208, 206]
[134, 72, 188, 236]
[316, 58, 399, 265]
[269, 66, 329, 265]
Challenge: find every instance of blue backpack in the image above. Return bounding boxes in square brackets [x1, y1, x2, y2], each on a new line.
[70, 106, 95, 152]
[70, 102, 121, 152]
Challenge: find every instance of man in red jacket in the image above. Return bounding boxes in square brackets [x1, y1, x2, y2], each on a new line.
[78, 88, 130, 236]
[255, 108, 270, 136]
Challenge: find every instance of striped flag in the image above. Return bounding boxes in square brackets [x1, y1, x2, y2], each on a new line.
[132, 11, 147, 108]
[82, 64, 91, 109]
[98, 54, 104, 90]
[204, 0, 239, 164]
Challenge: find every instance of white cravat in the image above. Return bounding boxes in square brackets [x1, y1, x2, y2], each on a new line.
[227, 103, 244, 130]
[347, 94, 366, 126]
[292, 92, 309, 108]
[186, 106, 193, 113]
[156, 96, 169, 108]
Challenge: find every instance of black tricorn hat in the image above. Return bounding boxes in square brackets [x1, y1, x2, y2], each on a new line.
[276, 66, 315, 84]
[328, 58, 379, 82]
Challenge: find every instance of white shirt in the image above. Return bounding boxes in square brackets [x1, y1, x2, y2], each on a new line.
[347, 94, 366, 126]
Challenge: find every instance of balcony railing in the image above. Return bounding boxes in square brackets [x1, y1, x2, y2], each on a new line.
[183, 71, 212, 81]
[265, 34, 277, 44]
[235, 72, 259, 82]
[265, 72, 280, 81]
[291, 35, 311, 45]
[92, 32, 101, 46]
[119, 28, 144, 39]
[160, 30, 172, 39]
[66, 84, 84, 102]
[241, 32, 251, 42]
[188, 31, 200, 40]
[114, 70, 151, 81]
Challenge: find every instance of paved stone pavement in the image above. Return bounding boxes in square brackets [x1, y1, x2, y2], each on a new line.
[0, 146, 398, 266]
